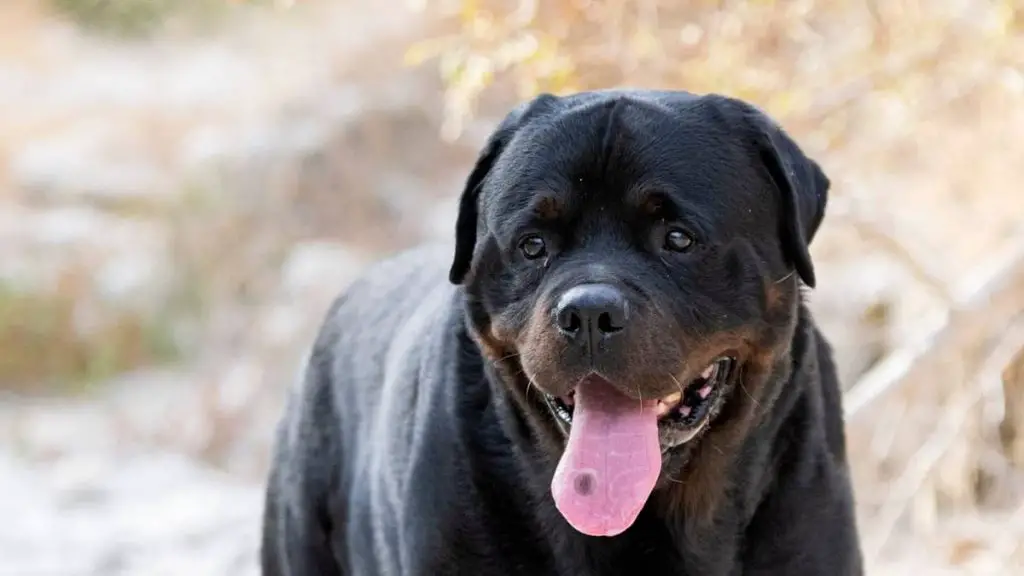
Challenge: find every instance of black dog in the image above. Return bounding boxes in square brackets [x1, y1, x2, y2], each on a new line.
[260, 89, 863, 575]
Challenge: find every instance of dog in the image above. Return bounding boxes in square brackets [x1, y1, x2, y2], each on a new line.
[260, 89, 864, 575]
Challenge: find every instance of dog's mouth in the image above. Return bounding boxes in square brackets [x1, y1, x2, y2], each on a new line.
[543, 357, 736, 536]
[542, 356, 736, 450]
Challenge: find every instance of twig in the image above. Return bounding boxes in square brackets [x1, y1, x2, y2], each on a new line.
[843, 308, 947, 419]
[838, 212, 953, 303]
[845, 234, 1024, 420]
[795, 43, 948, 125]
[864, 316, 1024, 562]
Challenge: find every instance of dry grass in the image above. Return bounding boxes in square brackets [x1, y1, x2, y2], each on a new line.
[407, 0, 1024, 569]
[0, 279, 180, 390]
[0, 0, 460, 391]
[45, 0, 252, 36]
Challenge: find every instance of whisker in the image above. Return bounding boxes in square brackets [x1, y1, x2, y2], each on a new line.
[496, 351, 521, 363]
[739, 381, 759, 406]
[512, 365, 527, 380]
[739, 380, 763, 419]
[773, 270, 795, 284]
[668, 373, 685, 393]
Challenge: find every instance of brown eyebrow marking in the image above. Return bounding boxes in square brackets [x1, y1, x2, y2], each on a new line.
[639, 192, 665, 217]
[533, 195, 563, 221]
[627, 181, 676, 217]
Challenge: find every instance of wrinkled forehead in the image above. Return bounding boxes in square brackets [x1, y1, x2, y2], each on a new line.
[480, 103, 773, 234]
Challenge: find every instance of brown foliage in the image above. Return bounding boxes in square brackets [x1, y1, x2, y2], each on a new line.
[409, 0, 1022, 142]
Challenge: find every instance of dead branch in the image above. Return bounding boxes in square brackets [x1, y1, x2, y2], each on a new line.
[1000, 344, 1024, 468]
[863, 317, 1024, 562]
[846, 215, 953, 303]
[844, 234, 1024, 420]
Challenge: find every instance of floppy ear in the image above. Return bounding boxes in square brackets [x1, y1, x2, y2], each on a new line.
[448, 94, 558, 285]
[448, 130, 505, 285]
[743, 107, 829, 289]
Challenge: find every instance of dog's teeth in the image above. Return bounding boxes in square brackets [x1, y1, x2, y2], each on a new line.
[701, 363, 717, 380]
[656, 393, 682, 418]
[678, 404, 692, 417]
[556, 405, 572, 423]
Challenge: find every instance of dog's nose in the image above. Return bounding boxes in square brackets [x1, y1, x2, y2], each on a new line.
[555, 284, 628, 341]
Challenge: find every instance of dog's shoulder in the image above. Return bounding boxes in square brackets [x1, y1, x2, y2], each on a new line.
[762, 306, 849, 475]
[736, 307, 862, 573]
[297, 241, 459, 426]
[263, 242, 468, 574]
[270, 242, 457, 464]
[786, 307, 848, 466]
[324, 243, 454, 335]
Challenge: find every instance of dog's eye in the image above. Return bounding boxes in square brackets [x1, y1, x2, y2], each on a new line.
[519, 234, 547, 260]
[664, 228, 695, 252]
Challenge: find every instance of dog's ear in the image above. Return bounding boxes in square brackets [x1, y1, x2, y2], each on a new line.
[448, 94, 558, 285]
[737, 103, 829, 289]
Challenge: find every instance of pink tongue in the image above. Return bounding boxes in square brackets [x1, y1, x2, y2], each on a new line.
[551, 376, 662, 537]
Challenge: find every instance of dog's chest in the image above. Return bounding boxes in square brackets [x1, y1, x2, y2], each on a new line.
[465, 507, 739, 576]
[549, 533, 735, 576]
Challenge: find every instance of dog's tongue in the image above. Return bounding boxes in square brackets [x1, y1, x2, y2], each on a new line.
[551, 376, 661, 537]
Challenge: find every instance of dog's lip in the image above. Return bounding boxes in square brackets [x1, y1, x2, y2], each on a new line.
[540, 357, 736, 444]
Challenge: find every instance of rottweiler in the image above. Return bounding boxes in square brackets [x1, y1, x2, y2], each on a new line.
[260, 89, 864, 575]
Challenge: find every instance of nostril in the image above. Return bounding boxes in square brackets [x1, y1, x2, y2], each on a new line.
[557, 307, 582, 334]
[596, 311, 624, 334]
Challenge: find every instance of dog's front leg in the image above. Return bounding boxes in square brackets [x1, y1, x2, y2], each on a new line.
[260, 368, 346, 576]
[260, 450, 344, 576]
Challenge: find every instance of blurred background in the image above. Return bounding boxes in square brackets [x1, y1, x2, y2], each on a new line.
[0, 0, 1022, 574]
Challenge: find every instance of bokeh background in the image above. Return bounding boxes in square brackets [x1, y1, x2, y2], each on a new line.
[1, 0, 1022, 574]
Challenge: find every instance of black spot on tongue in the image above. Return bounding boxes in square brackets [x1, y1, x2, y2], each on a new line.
[574, 473, 594, 496]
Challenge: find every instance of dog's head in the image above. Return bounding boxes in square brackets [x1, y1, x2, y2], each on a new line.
[449, 90, 828, 532]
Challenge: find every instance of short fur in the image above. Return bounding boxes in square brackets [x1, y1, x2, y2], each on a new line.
[260, 89, 863, 576]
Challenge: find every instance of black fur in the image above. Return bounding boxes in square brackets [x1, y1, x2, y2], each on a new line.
[261, 89, 863, 576]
